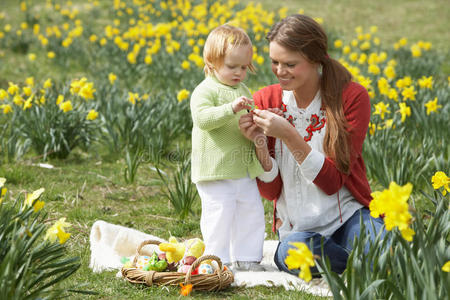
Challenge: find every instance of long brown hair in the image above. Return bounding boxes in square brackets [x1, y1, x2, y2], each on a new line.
[267, 14, 352, 174]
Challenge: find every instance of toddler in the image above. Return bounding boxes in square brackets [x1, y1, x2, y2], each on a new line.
[190, 25, 265, 272]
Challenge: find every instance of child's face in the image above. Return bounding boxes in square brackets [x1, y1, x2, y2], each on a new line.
[214, 44, 252, 87]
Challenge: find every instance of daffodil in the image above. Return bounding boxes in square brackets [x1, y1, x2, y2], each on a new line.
[401, 86, 416, 101]
[431, 171, 450, 195]
[70, 78, 87, 94]
[25, 77, 34, 87]
[377, 78, 390, 96]
[284, 242, 315, 282]
[60, 100, 73, 113]
[8, 82, 19, 95]
[334, 39, 343, 48]
[396, 77, 412, 89]
[373, 102, 390, 120]
[418, 76, 433, 89]
[383, 65, 396, 80]
[25, 188, 45, 212]
[79, 82, 96, 100]
[370, 182, 414, 241]
[86, 109, 99, 120]
[424, 97, 442, 115]
[43, 78, 52, 89]
[398, 103, 411, 122]
[0, 104, 12, 114]
[23, 96, 33, 110]
[411, 44, 421, 57]
[128, 92, 139, 104]
[108, 73, 117, 84]
[28, 53, 36, 61]
[177, 89, 190, 102]
[368, 64, 380, 75]
[442, 261, 450, 272]
[45, 217, 71, 244]
[0, 89, 8, 100]
[0, 178, 6, 204]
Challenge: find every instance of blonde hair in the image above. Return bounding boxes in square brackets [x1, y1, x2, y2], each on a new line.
[203, 24, 255, 75]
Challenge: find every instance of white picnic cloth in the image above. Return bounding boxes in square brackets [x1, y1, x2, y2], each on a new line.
[89, 220, 331, 297]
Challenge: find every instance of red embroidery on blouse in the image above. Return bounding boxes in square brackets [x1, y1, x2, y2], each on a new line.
[287, 115, 295, 127]
[304, 114, 326, 142]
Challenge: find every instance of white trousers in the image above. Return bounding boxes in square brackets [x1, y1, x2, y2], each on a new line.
[196, 177, 265, 264]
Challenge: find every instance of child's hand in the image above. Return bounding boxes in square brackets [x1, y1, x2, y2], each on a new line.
[267, 107, 284, 117]
[232, 96, 253, 113]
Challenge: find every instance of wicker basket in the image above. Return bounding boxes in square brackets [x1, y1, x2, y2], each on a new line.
[121, 240, 234, 291]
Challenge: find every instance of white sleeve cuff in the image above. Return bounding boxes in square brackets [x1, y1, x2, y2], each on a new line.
[257, 157, 279, 183]
[298, 149, 324, 181]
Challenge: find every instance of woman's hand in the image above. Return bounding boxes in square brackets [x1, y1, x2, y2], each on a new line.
[239, 113, 267, 148]
[252, 109, 293, 140]
[275, 218, 283, 230]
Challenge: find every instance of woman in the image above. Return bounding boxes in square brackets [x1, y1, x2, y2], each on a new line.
[239, 14, 385, 275]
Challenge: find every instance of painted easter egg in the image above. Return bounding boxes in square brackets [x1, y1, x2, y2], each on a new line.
[198, 263, 214, 274]
[136, 255, 151, 270]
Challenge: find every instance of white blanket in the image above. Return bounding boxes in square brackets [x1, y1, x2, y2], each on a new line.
[89, 220, 331, 297]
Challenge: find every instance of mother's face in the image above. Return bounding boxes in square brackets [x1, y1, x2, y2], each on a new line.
[269, 41, 320, 92]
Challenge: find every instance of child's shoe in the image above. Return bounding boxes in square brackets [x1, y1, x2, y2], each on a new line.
[233, 261, 265, 272]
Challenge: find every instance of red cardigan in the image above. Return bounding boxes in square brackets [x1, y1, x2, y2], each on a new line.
[253, 82, 372, 231]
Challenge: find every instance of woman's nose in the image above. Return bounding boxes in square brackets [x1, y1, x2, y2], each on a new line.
[276, 65, 286, 76]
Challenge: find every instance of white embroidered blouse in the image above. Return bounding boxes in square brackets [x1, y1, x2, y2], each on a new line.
[258, 90, 363, 241]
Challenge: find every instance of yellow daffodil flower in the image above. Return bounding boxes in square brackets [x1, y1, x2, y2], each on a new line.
[43, 78, 52, 89]
[45, 217, 71, 244]
[398, 103, 411, 122]
[86, 109, 99, 120]
[177, 89, 190, 102]
[374, 102, 390, 120]
[79, 82, 96, 100]
[25, 188, 45, 212]
[431, 171, 450, 195]
[370, 182, 414, 241]
[442, 261, 450, 272]
[284, 242, 315, 282]
[0, 104, 12, 114]
[60, 100, 73, 113]
[401, 86, 416, 101]
[424, 97, 442, 115]
[418, 76, 433, 89]
[108, 73, 117, 84]
[128, 92, 139, 104]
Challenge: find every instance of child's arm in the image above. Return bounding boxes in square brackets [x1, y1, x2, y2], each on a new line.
[190, 87, 235, 131]
[191, 88, 251, 131]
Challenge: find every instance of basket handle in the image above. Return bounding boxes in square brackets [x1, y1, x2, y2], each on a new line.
[184, 255, 224, 289]
[131, 240, 162, 267]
